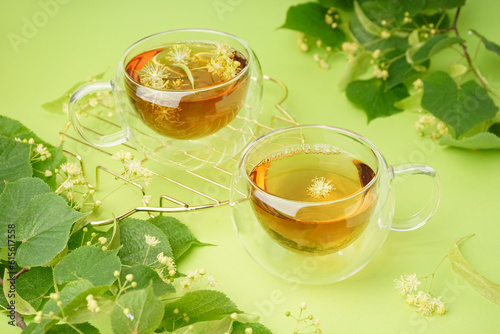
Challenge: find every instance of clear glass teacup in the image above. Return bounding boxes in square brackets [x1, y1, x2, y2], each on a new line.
[230, 125, 440, 284]
[69, 29, 263, 170]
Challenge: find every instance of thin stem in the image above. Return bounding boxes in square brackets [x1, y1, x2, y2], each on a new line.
[66, 322, 84, 334]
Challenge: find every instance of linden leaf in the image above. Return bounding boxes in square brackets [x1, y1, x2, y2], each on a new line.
[393, 91, 423, 111]
[439, 132, 500, 150]
[15, 267, 54, 310]
[470, 29, 500, 57]
[163, 317, 233, 334]
[42, 71, 106, 114]
[164, 290, 240, 330]
[412, 34, 464, 64]
[281, 3, 346, 47]
[117, 218, 173, 268]
[120, 265, 175, 296]
[346, 78, 409, 122]
[15, 193, 87, 268]
[45, 323, 101, 334]
[0, 115, 66, 190]
[354, 1, 384, 36]
[386, 56, 427, 89]
[338, 51, 372, 90]
[111, 284, 164, 334]
[424, 0, 465, 10]
[376, 0, 425, 19]
[54, 246, 121, 286]
[148, 216, 214, 260]
[447, 235, 500, 305]
[0, 178, 51, 247]
[489, 123, 500, 137]
[0, 136, 32, 193]
[349, 14, 408, 51]
[2, 269, 37, 315]
[318, 0, 353, 11]
[233, 321, 273, 334]
[421, 71, 498, 137]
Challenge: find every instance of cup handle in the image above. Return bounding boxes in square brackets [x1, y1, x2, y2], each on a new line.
[389, 163, 440, 231]
[68, 81, 128, 147]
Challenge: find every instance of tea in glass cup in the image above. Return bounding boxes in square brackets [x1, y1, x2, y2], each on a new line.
[249, 144, 377, 255]
[124, 41, 250, 139]
[230, 125, 440, 284]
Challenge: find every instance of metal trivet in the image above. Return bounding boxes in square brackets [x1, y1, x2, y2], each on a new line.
[58, 75, 297, 226]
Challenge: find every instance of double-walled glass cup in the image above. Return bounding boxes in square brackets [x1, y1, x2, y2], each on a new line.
[69, 29, 263, 170]
[230, 125, 440, 284]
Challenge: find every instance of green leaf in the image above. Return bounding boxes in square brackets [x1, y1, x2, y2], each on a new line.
[0, 136, 32, 193]
[424, 0, 465, 10]
[107, 216, 121, 250]
[0, 178, 51, 247]
[233, 321, 273, 334]
[349, 14, 408, 51]
[412, 34, 464, 64]
[386, 56, 425, 89]
[111, 284, 164, 334]
[354, 1, 384, 36]
[422, 71, 498, 136]
[281, 3, 346, 47]
[338, 51, 371, 90]
[15, 267, 54, 310]
[439, 132, 500, 150]
[46, 323, 100, 334]
[318, 0, 353, 10]
[164, 290, 240, 330]
[42, 71, 106, 114]
[148, 216, 213, 260]
[3, 269, 37, 315]
[470, 29, 500, 57]
[0, 115, 66, 190]
[377, 0, 425, 18]
[15, 193, 87, 267]
[118, 218, 173, 268]
[120, 265, 175, 296]
[54, 246, 121, 286]
[346, 78, 409, 122]
[393, 90, 423, 111]
[489, 123, 500, 137]
[448, 235, 500, 305]
[165, 316, 233, 334]
[66, 298, 114, 324]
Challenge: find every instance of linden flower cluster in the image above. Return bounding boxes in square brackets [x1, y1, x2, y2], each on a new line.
[285, 302, 322, 334]
[178, 268, 219, 291]
[112, 150, 153, 186]
[394, 273, 446, 316]
[154, 251, 177, 284]
[55, 162, 95, 209]
[297, 32, 332, 69]
[15, 137, 52, 164]
[206, 43, 242, 81]
[414, 113, 449, 140]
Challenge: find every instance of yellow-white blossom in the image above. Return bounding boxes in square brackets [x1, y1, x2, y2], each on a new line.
[145, 234, 160, 247]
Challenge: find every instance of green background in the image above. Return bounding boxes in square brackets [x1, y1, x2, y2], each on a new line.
[1, 0, 499, 333]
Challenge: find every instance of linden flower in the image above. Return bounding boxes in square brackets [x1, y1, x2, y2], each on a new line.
[307, 177, 335, 198]
[167, 45, 191, 64]
[86, 294, 100, 313]
[137, 62, 169, 89]
[394, 273, 421, 295]
[207, 274, 219, 287]
[111, 150, 133, 162]
[145, 234, 160, 246]
[142, 195, 152, 207]
[373, 66, 389, 80]
[60, 162, 82, 176]
[214, 42, 232, 57]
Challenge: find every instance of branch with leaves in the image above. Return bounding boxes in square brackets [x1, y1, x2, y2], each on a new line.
[282, 0, 500, 150]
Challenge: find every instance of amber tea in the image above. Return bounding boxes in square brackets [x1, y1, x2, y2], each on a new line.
[125, 41, 249, 140]
[249, 145, 377, 255]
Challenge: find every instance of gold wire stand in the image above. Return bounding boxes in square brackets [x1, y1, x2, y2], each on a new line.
[58, 75, 297, 226]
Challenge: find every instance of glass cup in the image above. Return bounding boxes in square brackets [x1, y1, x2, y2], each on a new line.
[230, 125, 440, 284]
[69, 29, 263, 170]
